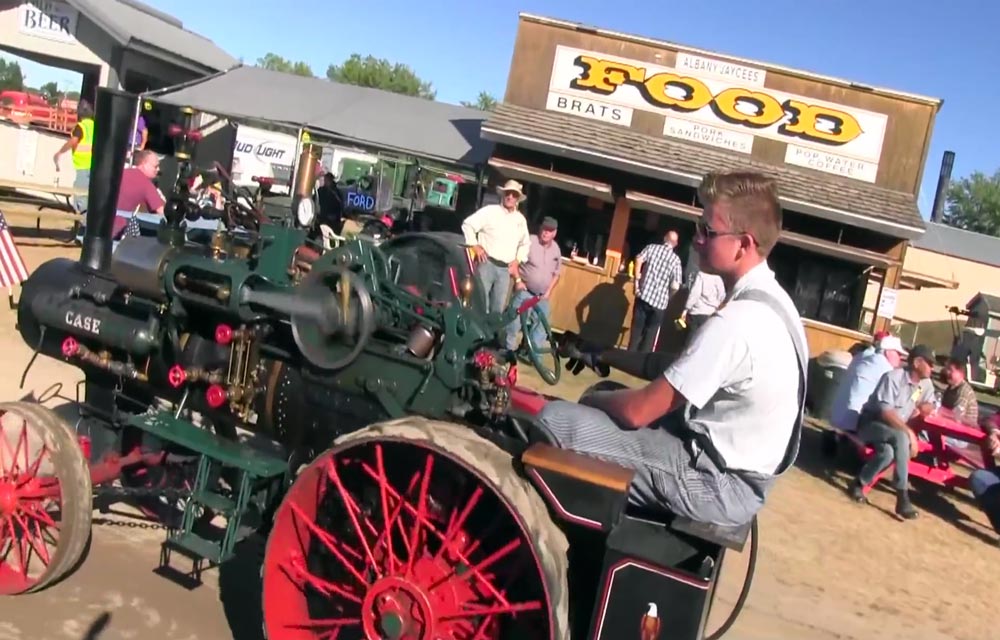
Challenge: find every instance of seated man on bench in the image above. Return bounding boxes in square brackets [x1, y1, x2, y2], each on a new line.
[539, 170, 807, 529]
[846, 344, 937, 519]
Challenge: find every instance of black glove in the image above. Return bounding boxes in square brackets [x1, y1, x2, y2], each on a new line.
[557, 332, 610, 377]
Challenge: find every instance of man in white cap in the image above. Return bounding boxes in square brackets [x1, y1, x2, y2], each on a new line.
[461, 180, 531, 314]
[828, 333, 907, 434]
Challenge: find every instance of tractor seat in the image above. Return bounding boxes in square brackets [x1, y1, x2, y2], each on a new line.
[625, 505, 753, 553]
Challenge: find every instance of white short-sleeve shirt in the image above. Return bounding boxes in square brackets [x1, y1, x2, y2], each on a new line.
[663, 261, 803, 475]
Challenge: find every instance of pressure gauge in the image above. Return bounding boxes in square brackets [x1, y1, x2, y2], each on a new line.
[296, 197, 315, 228]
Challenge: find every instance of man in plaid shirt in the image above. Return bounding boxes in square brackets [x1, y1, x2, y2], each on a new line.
[628, 230, 683, 351]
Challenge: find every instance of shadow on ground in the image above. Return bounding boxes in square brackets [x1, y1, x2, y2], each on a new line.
[218, 534, 267, 640]
[80, 612, 112, 640]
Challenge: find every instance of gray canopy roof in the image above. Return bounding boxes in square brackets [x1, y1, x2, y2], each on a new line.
[149, 66, 494, 168]
[67, 0, 238, 73]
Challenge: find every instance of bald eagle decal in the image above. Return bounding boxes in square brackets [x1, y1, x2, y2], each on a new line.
[640, 602, 662, 640]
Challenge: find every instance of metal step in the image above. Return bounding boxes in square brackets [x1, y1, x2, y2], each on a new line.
[127, 411, 288, 478]
[165, 532, 224, 564]
[191, 490, 235, 514]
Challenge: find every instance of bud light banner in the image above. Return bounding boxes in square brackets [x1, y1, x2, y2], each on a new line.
[231, 125, 297, 191]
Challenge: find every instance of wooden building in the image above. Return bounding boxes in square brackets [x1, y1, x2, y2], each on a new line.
[479, 14, 942, 356]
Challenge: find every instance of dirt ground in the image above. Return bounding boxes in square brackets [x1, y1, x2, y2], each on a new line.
[0, 207, 996, 640]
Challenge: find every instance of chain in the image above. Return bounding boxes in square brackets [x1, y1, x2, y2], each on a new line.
[92, 516, 167, 530]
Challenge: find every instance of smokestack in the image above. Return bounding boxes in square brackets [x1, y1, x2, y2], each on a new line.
[80, 87, 137, 273]
[930, 150, 955, 224]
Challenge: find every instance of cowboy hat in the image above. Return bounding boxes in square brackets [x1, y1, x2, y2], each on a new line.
[496, 179, 527, 203]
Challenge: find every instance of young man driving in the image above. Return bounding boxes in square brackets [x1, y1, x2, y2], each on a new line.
[538, 170, 807, 528]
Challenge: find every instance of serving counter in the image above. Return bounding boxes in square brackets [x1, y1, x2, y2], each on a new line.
[544, 256, 870, 357]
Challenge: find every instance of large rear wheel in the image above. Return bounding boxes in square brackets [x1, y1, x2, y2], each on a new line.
[0, 402, 92, 594]
[262, 417, 569, 639]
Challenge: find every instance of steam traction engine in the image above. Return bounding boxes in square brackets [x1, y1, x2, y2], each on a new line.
[0, 89, 755, 639]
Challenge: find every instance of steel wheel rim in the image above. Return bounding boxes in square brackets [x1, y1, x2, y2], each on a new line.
[0, 409, 63, 594]
[263, 437, 556, 639]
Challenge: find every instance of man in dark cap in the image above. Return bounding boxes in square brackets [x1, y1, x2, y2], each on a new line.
[847, 343, 938, 519]
[506, 216, 562, 350]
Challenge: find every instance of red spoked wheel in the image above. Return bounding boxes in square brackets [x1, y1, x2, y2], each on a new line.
[0, 402, 92, 595]
[262, 418, 569, 639]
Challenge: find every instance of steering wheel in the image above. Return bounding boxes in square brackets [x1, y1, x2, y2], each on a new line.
[517, 296, 561, 386]
[209, 161, 265, 231]
[290, 266, 376, 370]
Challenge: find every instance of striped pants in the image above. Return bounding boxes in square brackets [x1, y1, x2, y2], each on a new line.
[536, 399, 771, 527]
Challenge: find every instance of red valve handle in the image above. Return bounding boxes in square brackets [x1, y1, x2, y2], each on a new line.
[61, 336, 79, 358]
[167, 365, 187, 388]
[215, 324, 233, 345]
[205, 384, 227, 409]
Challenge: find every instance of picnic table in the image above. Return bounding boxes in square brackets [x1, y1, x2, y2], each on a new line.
[908, 408, 996, 487]
[846, 407, 995, 493]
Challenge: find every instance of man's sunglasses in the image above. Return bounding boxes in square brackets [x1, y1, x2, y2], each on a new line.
[696, 221, 738, 239]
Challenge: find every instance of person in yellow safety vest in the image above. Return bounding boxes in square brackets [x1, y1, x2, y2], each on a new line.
[53, 100, 95, 214]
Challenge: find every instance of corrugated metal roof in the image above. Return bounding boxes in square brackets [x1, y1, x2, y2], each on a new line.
[482, 102, 925, 236]
[67, 0, 238, 73]
[150, 66, 494, 168]
[911, 221, 1000, 268]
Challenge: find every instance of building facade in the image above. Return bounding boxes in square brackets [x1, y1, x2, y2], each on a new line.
[480, 14, 942, 356]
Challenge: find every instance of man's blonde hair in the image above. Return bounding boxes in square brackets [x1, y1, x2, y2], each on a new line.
[697, 171, 782, 256]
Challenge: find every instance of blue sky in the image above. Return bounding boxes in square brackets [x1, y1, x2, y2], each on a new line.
[9, 0, 998, 218]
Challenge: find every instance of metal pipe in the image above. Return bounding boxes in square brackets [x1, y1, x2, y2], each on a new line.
[80, 87, 138, 273]
[930, 151, 956, 223]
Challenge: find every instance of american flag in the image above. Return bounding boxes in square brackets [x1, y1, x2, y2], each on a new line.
[0, 209, 28, 290]
[123, 211, 141, 239]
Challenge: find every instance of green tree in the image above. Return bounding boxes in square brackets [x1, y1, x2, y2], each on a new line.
[461, 91, 498, 111]
[0, 58, 24, 91]
[39, 81, 59, 105]
[256, 52, 314, 77]
[942, 169, 1000, 236]
[326, 54, 435, 100]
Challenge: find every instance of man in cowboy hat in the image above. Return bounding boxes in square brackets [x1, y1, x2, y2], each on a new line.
[462, 179, 531, 314]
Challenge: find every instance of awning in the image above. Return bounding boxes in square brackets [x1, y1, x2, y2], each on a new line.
[624, 191, 701, 222]
[488, 158, 614, 202]
[625, 190, 900, 269]
[482, 103, 926, 240]
[877, 269, 959, 290]
[778, 230, 899, 269]
[147, 66, 493, 168]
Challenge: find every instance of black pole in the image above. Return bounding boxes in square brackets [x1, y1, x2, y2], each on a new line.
[79, 87, 136, 273]
[930, 150, 955, 224]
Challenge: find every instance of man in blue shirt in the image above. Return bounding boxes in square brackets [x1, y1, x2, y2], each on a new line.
[829, 334, 907, 433]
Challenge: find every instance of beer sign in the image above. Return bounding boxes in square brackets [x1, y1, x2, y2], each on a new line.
[546, 45, 888, 183]
[17, 0, 79, 44]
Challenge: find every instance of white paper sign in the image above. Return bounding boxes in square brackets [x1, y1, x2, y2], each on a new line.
[16, 127, 38, 177]
[17, 1, 79, 44]
[675, 52, 766, 86]
[545, 91, 633, 126]
[876, 287, 898, 319]
[663, 117, 754, 154]
[785, 144, 879, 183]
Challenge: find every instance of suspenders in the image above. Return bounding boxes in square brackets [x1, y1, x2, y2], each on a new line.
[730, 288, 809, 476]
